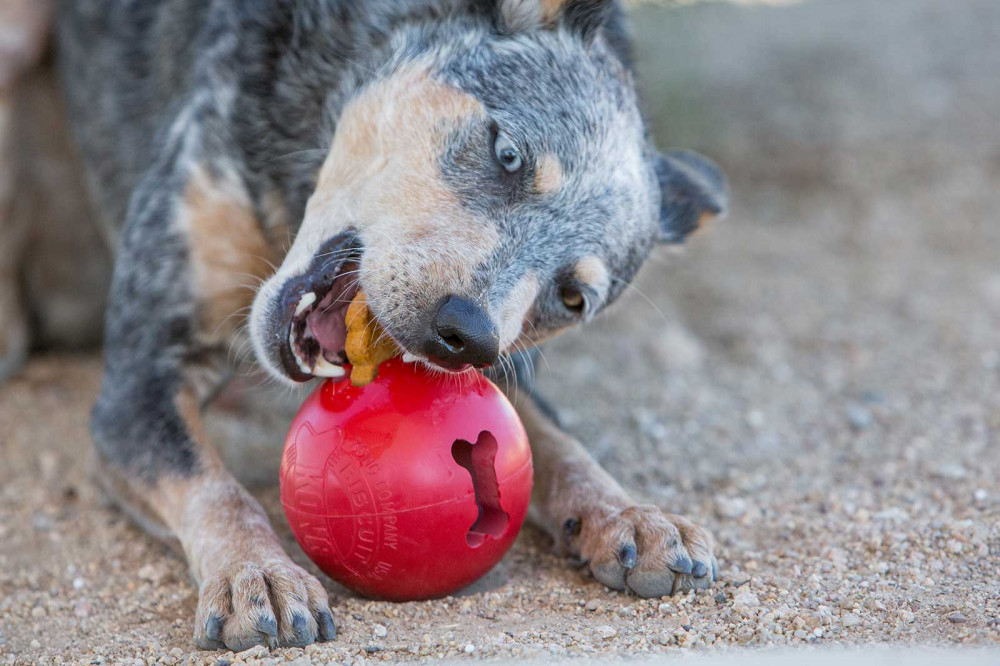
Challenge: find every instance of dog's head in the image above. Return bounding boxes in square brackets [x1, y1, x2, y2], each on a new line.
[250, 0, 727, 382]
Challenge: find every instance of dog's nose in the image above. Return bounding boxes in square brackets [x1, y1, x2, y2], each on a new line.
[421, 295, 499, 369]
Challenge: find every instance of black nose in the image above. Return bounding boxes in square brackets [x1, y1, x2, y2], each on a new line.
[422, 295, 499, 369]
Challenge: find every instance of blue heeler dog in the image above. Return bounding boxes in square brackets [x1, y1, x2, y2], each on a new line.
[1, 0, 727, 651]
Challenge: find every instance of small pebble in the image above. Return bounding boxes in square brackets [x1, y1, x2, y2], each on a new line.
[595, 625, 617, 639]
[715, 496, 748, 520]
[842, 612, 862, 628]
[237, 645, 268, 659]
[373, 624, 388, 638]
[746, 410, 765, 428]
[935, 463, 968, 480]
[846, 404, 873, 431]
[464, 644, 475, 654]
[732, 592, 760, 611]
[946, 612, 969, 624]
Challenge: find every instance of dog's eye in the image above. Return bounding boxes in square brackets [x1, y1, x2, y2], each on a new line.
[560, 285, 586, 314]
[494, 134, 523, 173]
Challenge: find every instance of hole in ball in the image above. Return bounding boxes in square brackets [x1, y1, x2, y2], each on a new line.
[451, 431, 510, 548]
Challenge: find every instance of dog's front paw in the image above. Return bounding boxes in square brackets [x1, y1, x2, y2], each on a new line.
[566, 505, 717, 598]
[193, 556, 336, 651]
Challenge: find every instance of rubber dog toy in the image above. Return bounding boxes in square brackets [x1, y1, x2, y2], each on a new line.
[279, 357, 533, 601]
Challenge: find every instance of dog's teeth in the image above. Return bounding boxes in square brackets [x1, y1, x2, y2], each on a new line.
[288, 330, 313, 375]
[312, 356, 346, 378]
[294, 291, 317, 316]
[402, 352, 418, 363]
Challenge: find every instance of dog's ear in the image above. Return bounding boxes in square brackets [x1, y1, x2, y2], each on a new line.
[477, 0, 614, 41]
[653, 150, 728, 244]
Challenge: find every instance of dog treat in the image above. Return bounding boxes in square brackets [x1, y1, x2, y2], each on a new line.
[345, 290, 399, 386]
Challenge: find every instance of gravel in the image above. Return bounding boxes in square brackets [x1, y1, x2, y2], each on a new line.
[3, 0, 1000, 663]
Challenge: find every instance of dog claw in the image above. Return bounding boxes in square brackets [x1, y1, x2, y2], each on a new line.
[288, 612, 314, 647]
[205, 615, 224, 642]
[691, 560, 709, 579]
[617, 543, 638, 569]
[256, 614, 278, 638]
[317, 610, 337, 642]
[669, 552, 694, 575]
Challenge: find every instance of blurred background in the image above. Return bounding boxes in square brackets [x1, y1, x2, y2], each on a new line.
[2, 0, 999, 661]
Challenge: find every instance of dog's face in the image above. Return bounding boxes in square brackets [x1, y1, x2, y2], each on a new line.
[250, 0, 726, 383]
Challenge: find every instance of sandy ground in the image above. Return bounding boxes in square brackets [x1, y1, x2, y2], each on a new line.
[3, 0, 1000, 663]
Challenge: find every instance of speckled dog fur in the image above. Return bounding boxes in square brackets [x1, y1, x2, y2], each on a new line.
[4, 0, 727, 651]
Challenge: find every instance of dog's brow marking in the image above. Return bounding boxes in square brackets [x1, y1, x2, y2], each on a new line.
[574, 255, 610, 295]
[534, 153, 564, 195]
[298, 63, 500, 317]
[182, 165, 278, 339]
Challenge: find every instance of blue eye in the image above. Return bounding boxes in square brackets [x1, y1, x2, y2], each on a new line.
[494, 134, 523, 172]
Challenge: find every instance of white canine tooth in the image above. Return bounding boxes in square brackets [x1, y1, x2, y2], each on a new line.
[312, 356, 346, 378]
[294, 291, 317, 316]
[295, 355, 312, 375]
[402, 352, 418, 363]
[289, 330, 313, 375]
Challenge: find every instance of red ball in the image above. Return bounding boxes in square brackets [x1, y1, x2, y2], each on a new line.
[279, 357, 533, 601]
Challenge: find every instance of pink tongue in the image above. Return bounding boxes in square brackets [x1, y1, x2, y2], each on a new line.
[307, 302, 348, 362]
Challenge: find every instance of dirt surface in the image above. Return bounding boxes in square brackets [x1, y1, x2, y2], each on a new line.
[3, 0, 1000, 663]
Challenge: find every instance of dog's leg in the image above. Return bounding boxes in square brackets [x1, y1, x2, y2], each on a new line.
[0, 0, 51, 382]
[515, 393, 717, 597]
[91, 129, 333, 650]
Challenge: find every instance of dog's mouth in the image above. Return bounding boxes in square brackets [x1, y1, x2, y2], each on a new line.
[278, 233, 365, 382]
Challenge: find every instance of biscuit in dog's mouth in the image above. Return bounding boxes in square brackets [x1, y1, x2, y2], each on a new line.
[286, 258, 361, 379]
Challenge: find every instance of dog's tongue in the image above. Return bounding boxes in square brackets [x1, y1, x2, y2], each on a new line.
[306, 291, 351, 364]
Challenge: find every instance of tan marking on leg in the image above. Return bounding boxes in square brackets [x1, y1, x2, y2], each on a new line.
[181, 166, 279, 340]
[573, 254, 610, 296]
[96, 389, 333, 650]
[534, 153, 565, 195]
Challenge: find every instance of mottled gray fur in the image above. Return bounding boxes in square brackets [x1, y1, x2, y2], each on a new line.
[5, 0, 728, 651]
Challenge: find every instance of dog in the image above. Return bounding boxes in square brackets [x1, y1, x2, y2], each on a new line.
[2, 0, 727, 651]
